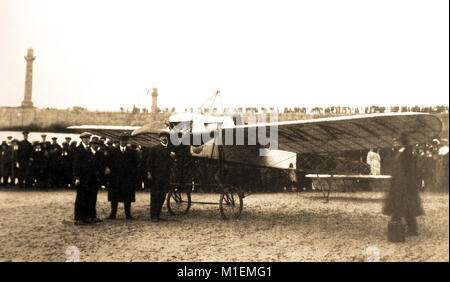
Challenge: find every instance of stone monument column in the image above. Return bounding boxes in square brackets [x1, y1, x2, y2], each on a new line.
[151, 88, 158, 114]
[21, 47, 35, 108]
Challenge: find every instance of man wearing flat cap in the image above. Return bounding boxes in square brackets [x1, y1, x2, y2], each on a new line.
[60, 137, 73, 188]
[10, 139, 20, 186]
[31, 141, 45, 188]
[48, 137, 62, 188]
[39, 134, 51, 186]
[72, 132, 98, 225]
[5, 137, 17, 185]
[18, 131, 33, 188]
[0, 141, 11, 186]
[107, 134, 138, 219]
[146, 130, 176, 222]
[2, 138, 13, 185]
[40, 134, 51, 149]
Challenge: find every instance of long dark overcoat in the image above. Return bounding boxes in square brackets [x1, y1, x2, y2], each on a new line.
[108, 147, 138, 202]
[383, 146, 424, 217]
[147, 143, 174, 188]
[72, 144, 99, 188]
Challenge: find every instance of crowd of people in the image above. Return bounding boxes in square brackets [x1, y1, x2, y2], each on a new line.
[0, 130, 174, 225]
[374, 138, 449, 192]
[0, 131, 292, 193]
[0, 132, 145, 189]
[164, 105, 449, 115]
[1, 131, 448, 194]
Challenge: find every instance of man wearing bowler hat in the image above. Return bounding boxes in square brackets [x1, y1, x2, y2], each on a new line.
[107, 134, 138, 220]
[146, 129, 176, 222]
[72, 132, 98, 225]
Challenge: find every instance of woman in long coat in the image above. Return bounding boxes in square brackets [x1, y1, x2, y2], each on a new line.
[383, 133, 423, 235]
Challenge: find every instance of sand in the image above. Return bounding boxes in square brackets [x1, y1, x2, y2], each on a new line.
[0, 188, 448, 262]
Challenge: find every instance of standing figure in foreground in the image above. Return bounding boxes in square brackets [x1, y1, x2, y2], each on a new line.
[383, 133, 423, 236]
[107, 135, 138, 220]
[146, 130, 176, 222]
[86, 137, 105, 223]
[72, 132, 98, 225]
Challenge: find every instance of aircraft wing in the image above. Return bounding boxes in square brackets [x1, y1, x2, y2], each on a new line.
[223, 113, 442, 154]
[68, 113, 442, 153]
[67, 124, 162, 147]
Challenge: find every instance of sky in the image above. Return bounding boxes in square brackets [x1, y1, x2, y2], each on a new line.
[0, 0, 448, 111]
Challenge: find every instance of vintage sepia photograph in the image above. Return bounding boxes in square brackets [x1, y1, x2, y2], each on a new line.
[0, 0, 448, 266]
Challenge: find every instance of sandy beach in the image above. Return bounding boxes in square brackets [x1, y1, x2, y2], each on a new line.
[0, 188, 448, 262]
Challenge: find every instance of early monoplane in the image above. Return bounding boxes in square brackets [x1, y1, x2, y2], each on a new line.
[68, 92, 443, 219]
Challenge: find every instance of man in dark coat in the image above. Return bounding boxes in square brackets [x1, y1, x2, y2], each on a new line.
[146, 130, 176, 222]
[0, 141, 11, 186]
[49, 137, 62, 188]
[18, 131, 34, 188]
[60, 138, 73, 188]
[10, 139, 20, 186]
[31, 141, 45, 188]
[86, 137, 106, 223]
[68, 141, 78, 187]
[107, 135, 138, 220]
[39, 134, 51, 187]
[135, 145, 146, 190]
[2, 137, 13, 186]
[73, 132, 100, 225]
[383, 133, 423, 236]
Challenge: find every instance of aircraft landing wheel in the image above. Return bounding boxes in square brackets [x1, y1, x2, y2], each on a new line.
[167, 188, 191, 216]
[219, 189, 243, 220]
